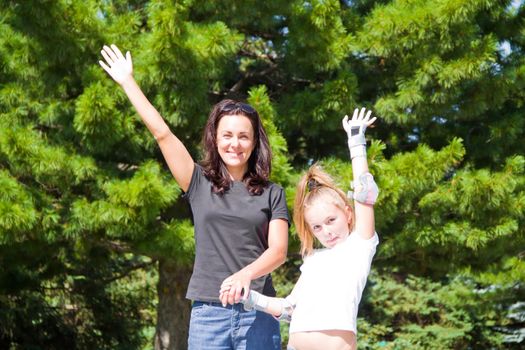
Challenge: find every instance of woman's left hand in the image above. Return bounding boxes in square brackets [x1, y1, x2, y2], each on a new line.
[219, 270, 252, 307]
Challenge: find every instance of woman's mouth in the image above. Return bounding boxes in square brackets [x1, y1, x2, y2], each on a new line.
[227, 151, 242, 158]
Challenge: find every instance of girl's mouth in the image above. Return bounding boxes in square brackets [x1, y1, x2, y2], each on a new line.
[327, 236, 338, 244]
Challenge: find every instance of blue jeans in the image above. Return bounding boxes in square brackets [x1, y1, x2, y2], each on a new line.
[188, 301, 281, 350]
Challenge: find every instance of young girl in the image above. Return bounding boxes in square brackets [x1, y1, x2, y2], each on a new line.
[221, 107, 379, 350]
[99, 44, 288, 349]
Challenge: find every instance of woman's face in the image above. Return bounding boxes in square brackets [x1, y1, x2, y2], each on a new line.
[216, 114, 255, 177]
[304, 201, 351, 249]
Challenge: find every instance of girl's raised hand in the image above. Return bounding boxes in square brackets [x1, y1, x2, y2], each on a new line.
[99, 44, 133, 85]
[343, 107, 377, 159]
[342, 107, 377, 138]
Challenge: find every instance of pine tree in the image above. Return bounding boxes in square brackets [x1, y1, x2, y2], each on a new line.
[1, 0, 524, 349]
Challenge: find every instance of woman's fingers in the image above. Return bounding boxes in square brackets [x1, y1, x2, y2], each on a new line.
[219, 291, 228, 307]
[227, 285, 239, 305]
[103, 45, 118, 62]
[241, 285, 250, 301]
[220, 281, 232, 294]
[220, 271, 251, 305]
[227, 281, 246, 305]
[126, 51, 132, 67]
[234, 285, 243, 303]
[100, 49, 113, 66]
[111, 44, 125, 60]
[98, 60, 111, 74]
[220, 276, 234, 306]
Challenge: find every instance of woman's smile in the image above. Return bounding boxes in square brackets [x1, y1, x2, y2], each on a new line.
[216, 114, 255, 179]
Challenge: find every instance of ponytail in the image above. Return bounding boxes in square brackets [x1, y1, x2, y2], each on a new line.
[293, 164, 353, 256]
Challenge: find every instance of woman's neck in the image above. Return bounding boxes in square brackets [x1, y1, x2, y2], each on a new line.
[226, 166, 247, 181]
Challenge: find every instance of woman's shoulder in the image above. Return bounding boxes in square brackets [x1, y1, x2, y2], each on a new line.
[266, 181, 285, 191]
[194, 163, 215, 184]
[190, 163, 208, 183]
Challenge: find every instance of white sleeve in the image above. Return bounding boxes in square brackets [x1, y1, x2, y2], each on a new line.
[285, 273, 306, 307]
[348, 231, 379, 255]
[347, 231, 378, 275]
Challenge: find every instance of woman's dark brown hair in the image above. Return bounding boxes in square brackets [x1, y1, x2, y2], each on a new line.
[201, 99, 272, 195]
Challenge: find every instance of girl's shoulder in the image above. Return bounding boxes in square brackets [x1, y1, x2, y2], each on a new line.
[348, 230, 379, 245]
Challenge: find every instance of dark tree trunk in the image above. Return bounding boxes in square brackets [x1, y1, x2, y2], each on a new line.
[154, 259, 192, 350]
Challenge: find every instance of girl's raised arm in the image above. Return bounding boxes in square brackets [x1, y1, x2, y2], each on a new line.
[342, 107, 378, 239]
[99, 44, 194, 191]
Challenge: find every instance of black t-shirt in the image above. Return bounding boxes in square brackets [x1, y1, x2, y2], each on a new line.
[184, 164, 289, 302]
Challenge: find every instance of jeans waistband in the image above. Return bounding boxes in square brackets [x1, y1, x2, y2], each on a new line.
[192, 300, 237, 309]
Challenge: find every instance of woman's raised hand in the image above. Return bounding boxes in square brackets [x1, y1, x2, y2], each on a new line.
[99, 44, 133, 85]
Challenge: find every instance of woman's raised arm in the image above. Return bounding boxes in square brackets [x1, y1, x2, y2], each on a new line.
[99, 44, 194, 191]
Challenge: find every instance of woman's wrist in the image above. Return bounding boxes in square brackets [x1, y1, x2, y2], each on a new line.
[119, 75, 137, 90]
[240, 267, 255, 281]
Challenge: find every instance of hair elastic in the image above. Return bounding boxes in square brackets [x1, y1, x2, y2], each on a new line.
[307, 178, 319, 191]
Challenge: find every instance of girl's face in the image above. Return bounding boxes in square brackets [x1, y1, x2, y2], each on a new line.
[304, 201, 351, 249]
[216, 114, 255, 176]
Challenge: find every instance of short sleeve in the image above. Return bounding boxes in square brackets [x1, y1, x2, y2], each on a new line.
[183, 163, 203, 202]
[285, 273, 305, 307]
[346, 232, 379, 273]
[348, 231, 379, 248]
[269, 185, 290, 225]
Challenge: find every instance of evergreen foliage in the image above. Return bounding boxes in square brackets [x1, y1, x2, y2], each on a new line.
[1, 0, 523, 348]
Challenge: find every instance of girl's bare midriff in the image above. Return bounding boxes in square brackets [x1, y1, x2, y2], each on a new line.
[288, 330, 356, 350]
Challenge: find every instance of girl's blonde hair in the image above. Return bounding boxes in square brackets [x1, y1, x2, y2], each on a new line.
[293, 164, 354, 257]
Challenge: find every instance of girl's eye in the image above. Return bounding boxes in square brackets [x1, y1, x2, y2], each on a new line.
[328, 217, 336, 223]
[312, 225, 321, 232]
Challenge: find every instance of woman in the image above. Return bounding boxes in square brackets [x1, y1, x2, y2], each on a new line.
[99, 44, 288, 349]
